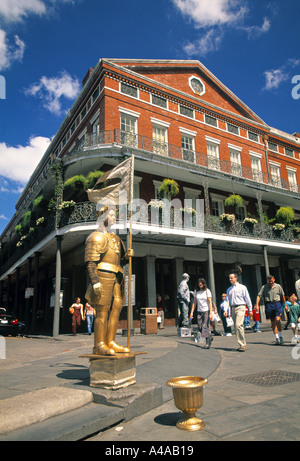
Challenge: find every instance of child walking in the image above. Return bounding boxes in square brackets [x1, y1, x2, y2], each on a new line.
[288, 294, 300, 343]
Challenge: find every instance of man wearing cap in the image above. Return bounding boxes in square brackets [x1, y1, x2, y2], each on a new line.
[224, 272, 253, 351]
[177, 273, 191, 328]
[255, 275, 288, 345]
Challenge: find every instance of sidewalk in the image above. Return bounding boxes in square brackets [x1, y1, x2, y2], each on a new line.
[1, 322, 300, 441]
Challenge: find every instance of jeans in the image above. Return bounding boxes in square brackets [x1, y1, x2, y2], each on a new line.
[86, 314, 94, 334]
[244, 316, 250, 327]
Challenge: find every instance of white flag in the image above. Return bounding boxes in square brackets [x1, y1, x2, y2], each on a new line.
[86, 156, 134, 210]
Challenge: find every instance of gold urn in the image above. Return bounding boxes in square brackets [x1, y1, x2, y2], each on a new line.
[166, 376, 207, 431]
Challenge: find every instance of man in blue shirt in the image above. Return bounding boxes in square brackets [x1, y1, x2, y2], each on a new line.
[224, 272, 253, 352]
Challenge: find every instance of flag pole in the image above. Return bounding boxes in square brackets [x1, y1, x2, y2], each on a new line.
[127, 155, 134, 351]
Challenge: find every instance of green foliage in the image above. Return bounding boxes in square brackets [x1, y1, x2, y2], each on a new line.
[158, 179, 179, 199]
[22, 211, 32, 228]
[224, 194, 243, 208]
[15, 224, 23, 236]
[32, 195, 45, 210]
[64, 175, 87, 190]
[275, 207, 295, 227]
[85, 170, 104, 190]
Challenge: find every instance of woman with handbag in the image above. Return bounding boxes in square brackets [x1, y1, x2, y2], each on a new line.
[69, 297, 83, 336]
[190, 278, 213, 349]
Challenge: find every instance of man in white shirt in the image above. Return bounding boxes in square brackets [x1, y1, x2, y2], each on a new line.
[224, 272, 253, 352]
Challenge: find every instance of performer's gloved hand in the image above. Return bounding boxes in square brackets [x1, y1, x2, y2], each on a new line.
[93, 282, 102, 296]
[125, 249, 134, 258]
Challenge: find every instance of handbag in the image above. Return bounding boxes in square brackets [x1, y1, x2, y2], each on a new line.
[69, 307, 74, 315]
[226, 317, 234, 327]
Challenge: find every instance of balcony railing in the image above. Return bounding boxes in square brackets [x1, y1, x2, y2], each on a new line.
[71, 129, 299, 193]
[1, 201, 299, 277]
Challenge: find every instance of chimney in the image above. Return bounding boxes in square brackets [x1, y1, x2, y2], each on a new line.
[82, 68, 94, 87]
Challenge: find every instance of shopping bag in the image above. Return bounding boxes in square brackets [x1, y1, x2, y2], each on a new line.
[226, 317, 234, 327]
[253, 308, 260, 322]
[212, 313, 221, 323]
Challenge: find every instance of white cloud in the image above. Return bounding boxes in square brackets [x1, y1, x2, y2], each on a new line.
[240, 17, 271, 38]
[25, 71, 80, 115]
[172, 0, 247, 28]
[183, 29, 224, 57]
[0, 136, 51, 184]
[0, 0, 46, 23]
[263, 58, 300, 91]
[0, 30, 25, 71]
[0, 0, 79, 71]
[172, 0, 271, 56]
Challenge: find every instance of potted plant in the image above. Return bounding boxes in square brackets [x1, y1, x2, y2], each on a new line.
[181, 206, 197, 228]
[273, 223, 285, 237]
[64, 175, 87, 202]
[148, 199, 166, 225]
[290, 224, 300, 239]
[224, 194, 244, 209]
[32, 195, 49, 218]
[220, 213, 235, 224]
[64, 175, 87, 190]
[58, 200, 76, 213]
[243, 217, 258, 232]
[85, 170, 104, 190]
[220, 213, 235, 231]
[275, 207, 294, 227]
[158, 179, 179, 200]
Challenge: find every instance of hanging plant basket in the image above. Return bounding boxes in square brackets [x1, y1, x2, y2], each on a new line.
[158, 179, 179, 200]
[224, 194, 244, 209]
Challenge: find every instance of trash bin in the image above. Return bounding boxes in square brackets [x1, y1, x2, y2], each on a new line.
[140, 307, 158, 334]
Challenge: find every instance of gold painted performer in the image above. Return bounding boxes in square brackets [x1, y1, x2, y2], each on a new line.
[85, 205, 133, 355]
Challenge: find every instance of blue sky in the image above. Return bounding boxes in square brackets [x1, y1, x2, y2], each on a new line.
[0, 0, 299, 235]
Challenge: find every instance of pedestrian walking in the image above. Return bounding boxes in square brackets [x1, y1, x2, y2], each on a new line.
[69, 297, 84, 336]
[251, 306, 261, 333]
[287, 294, 300, 343]
[224, 271, 253, 352]
[190, 278, 213, 349]
[220, 293, 232, 336]
[83, 301, 95, 335]
[255, 275, 288, 345]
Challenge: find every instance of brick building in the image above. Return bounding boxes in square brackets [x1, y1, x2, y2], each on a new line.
[1, 59, 299, 334]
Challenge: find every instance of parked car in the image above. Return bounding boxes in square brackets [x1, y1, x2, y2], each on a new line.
[0, 308, 24, 336]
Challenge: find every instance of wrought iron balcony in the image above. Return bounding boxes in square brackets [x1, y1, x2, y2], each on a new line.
[1, 201, 299, 277]
[71, 129, 299, 193]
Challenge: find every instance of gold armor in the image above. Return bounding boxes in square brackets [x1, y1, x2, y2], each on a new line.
[85, 229, 129, 355]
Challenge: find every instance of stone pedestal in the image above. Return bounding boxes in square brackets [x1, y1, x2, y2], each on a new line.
[80, 352, 146, 390]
